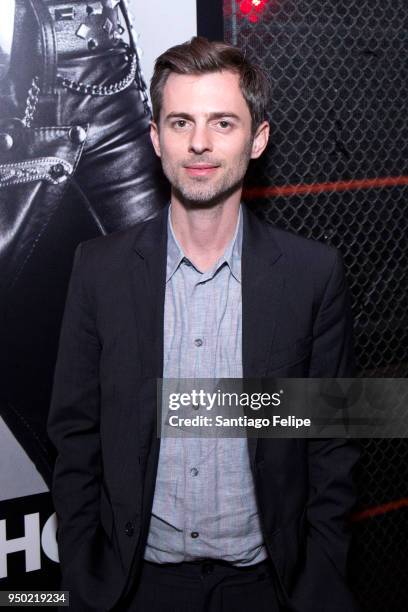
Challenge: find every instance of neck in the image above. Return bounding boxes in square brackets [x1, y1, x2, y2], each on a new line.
[170, 192, 241, 271]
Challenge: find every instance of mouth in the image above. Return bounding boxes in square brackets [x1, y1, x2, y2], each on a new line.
[184, 164, 220, 177]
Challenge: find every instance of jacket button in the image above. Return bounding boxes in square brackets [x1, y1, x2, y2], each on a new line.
[68, 125, 86, 144]
[50, 163, 65, 179]
[125, 521, 134, 537]
[0, 133, 13, 151]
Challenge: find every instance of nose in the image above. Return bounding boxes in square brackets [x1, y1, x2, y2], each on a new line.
[188, 124, 213, 155]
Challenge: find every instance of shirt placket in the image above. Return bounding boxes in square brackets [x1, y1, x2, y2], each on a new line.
[183, 267, 211, 555]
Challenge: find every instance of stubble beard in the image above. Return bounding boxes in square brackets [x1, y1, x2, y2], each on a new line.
[170, 167, 243, 208]
[161, 140, 253, 208]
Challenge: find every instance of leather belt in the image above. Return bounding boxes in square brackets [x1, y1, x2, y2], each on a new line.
[43, 0, 129, 61]
[40, 0, 144, 100]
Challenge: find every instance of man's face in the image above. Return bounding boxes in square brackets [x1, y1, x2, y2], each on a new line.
[150, 70, 269, 206]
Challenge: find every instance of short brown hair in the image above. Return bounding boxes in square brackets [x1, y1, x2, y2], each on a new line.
[150, 36, 270, 131]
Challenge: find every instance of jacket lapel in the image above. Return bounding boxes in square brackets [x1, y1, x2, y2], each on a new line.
[242, 205, 284, 467]
[130, 206, 168, 378]
[128, 207, 168, 469]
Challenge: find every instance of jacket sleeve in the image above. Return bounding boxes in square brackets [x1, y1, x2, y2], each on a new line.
[291, 250, 361, 612]
[47, 243, 102, 572]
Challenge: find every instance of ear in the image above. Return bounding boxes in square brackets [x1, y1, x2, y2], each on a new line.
[150, 121, 161, 157]
[250, 121, 270, 159]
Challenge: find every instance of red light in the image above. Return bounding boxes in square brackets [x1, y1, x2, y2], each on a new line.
[239, 0, 252, 15]
[238, 0, 269, 23]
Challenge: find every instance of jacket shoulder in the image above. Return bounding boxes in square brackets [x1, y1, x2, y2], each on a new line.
[75, 212, 165, 274]
[247, 206, 340, 273]
[81, 218, 155, 256]
[270, 224, 339, 262]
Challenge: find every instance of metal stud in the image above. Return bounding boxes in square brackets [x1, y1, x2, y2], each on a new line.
[76, 23, 90, 39]
[0, 133, 14, 152]
[88, 38, 98, 50]
[69, 126, 87, 144]
[55, 7, 75, 20]
[50, 163, 65, 179]
[103, 18, 113, 36]
[86, 2, 103, 15]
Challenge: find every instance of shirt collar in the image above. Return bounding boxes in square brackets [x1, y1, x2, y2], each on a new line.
[166, 205, 242, 283]
[166, 208, 185, 282]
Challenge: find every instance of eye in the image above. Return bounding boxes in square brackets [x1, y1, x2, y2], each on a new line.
[218, 120, 231, 129]
[172, 119, 188, 129]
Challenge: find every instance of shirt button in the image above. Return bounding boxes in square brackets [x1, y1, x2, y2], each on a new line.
[190, 467, 199, 477]
[194, 338, 203, 347]
[191, 531, 199, 539]
[124, 521, 134, 537]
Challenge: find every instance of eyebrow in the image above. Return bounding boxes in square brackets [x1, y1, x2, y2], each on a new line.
[164, 112, 242, 122]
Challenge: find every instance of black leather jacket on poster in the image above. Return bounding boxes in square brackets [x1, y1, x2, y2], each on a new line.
[0, 0, 168, 484]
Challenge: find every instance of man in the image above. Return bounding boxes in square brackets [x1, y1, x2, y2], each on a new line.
[48, 37, 360, 612]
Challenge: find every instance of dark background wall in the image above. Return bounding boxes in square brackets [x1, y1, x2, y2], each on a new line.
[219, 1, 408, 610]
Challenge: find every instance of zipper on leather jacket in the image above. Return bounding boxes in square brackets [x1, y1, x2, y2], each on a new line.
[0, 157, 73, 187]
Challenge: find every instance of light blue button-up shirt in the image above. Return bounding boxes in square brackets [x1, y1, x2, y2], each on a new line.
[144, 206, 267, 565]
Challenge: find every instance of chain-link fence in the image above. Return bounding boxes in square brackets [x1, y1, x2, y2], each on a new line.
[223, 1, 407, 610]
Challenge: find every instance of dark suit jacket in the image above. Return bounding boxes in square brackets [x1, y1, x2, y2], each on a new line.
[48, 204, 360, 612]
